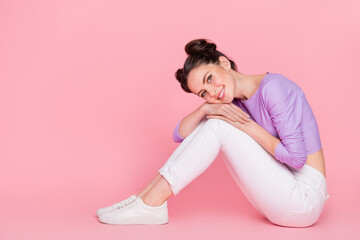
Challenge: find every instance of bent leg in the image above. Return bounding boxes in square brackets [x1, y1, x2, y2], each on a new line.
[158, 118, 222, 196]
[158, 118, 322, 227]
[138, 118, 212, 207]
[217, 119, 321, 227]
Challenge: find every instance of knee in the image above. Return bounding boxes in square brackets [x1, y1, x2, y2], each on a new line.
[205, 118, 241, 132]
[190, 118, 219, 134]
[203, 118, 223, 128]
[189, 118, 223, 139]
[201, 118, 228, 134]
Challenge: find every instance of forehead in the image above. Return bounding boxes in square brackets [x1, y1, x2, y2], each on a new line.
[187, 64, 216, 93]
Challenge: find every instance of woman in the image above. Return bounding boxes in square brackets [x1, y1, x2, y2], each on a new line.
[97, 39, 330, 227]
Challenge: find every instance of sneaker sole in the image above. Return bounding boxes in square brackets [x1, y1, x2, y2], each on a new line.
[99, 217, 169, 225]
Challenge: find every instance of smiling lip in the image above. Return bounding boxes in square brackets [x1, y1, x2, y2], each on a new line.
[218, 87, 225, 100]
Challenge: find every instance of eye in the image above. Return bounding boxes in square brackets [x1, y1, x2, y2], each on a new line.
[199, 74, 212, 98]
[201, 91, 207, 98]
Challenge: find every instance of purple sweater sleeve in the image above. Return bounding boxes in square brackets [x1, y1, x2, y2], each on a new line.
[173, 119, 185, 143]
[263, 79, 307, 170]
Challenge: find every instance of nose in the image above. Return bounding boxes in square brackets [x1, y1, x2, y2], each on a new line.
[208, 86, 217, 98]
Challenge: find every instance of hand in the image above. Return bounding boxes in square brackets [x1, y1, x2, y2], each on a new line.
[206, 113, 256, 134]
[202, 102, 250, 123]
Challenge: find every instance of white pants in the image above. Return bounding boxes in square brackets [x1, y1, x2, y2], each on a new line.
[158, 118, 330, 227]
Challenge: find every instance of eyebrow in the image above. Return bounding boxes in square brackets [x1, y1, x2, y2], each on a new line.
[197, 71, 210, 96]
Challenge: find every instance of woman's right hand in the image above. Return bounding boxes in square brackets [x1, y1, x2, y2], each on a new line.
[201, 102, 251, 124]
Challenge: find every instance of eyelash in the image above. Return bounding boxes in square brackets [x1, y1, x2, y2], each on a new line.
[201, 75, 212, 98]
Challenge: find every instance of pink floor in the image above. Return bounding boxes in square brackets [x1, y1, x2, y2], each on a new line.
[2, 160, 359, 240]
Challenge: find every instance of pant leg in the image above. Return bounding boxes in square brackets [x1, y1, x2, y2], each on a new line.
[217, 119, 329, 227]
[159, 118, 221, 196]
[159, 119, 327, 227]
[278, 164, 330, 227]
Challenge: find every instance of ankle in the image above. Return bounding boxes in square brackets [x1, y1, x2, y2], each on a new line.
[141, 195, 167, 207]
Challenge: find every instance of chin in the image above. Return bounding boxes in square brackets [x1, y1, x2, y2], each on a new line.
[225, 94, 234, 103]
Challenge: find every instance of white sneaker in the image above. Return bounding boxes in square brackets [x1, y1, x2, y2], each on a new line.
[97, 195, 137, 217]
[98, 196, 169, 225]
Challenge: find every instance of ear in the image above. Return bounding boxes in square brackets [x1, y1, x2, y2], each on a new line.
[218, 56, 231, 70]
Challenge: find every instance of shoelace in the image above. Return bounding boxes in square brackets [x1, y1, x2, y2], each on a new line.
[116, 198, 138, 211]
[113, 195, 137, 209]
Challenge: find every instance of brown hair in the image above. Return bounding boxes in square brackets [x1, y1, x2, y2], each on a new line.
[175, 38, 238, 93]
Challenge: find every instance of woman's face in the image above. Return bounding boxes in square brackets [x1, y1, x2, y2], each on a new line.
[187, 57, 235, 104]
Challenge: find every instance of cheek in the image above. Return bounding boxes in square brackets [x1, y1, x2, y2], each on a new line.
[214, 73, 227, 86]
[213, 76, 222, 86]
[204, 96, 215, 103]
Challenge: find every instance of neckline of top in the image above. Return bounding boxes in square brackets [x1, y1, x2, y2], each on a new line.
[240, 72, 270, 103]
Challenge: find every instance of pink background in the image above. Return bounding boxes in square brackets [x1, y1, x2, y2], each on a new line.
[1, 0, 359, 239]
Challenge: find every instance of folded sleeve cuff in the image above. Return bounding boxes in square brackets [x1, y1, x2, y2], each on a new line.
[173, 119, 184, 143]
[275, 141, 286, 163]
[274, 141, 305, 170]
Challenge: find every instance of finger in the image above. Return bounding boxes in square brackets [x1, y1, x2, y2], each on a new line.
[214, 105, 237, 122]
[207, 115, 235, 126]
[231, 104, 250, 121]
[229, 104, 251, 122]
[212, 115, 246, 134]
[221, 108, 239, 122]
[223, 105, 246, 123]
[207, 115, 241, 130]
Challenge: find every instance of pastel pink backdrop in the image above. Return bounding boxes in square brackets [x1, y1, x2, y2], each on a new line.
[1, 0, 359, 239]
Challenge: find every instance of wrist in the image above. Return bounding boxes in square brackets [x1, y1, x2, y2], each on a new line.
[200, 102, 208, 116]
[245, 119, 257, 135]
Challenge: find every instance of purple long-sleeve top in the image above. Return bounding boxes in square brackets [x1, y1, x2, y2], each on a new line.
[173, 72, 322, 170]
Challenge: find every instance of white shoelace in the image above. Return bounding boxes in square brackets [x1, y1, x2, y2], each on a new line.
[118, 199, 138, 211]
[113, 195, 137, 209]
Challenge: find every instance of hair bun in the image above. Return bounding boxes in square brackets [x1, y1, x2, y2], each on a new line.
[175, 68, 184, 83]
[185, 38, 217, 55]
